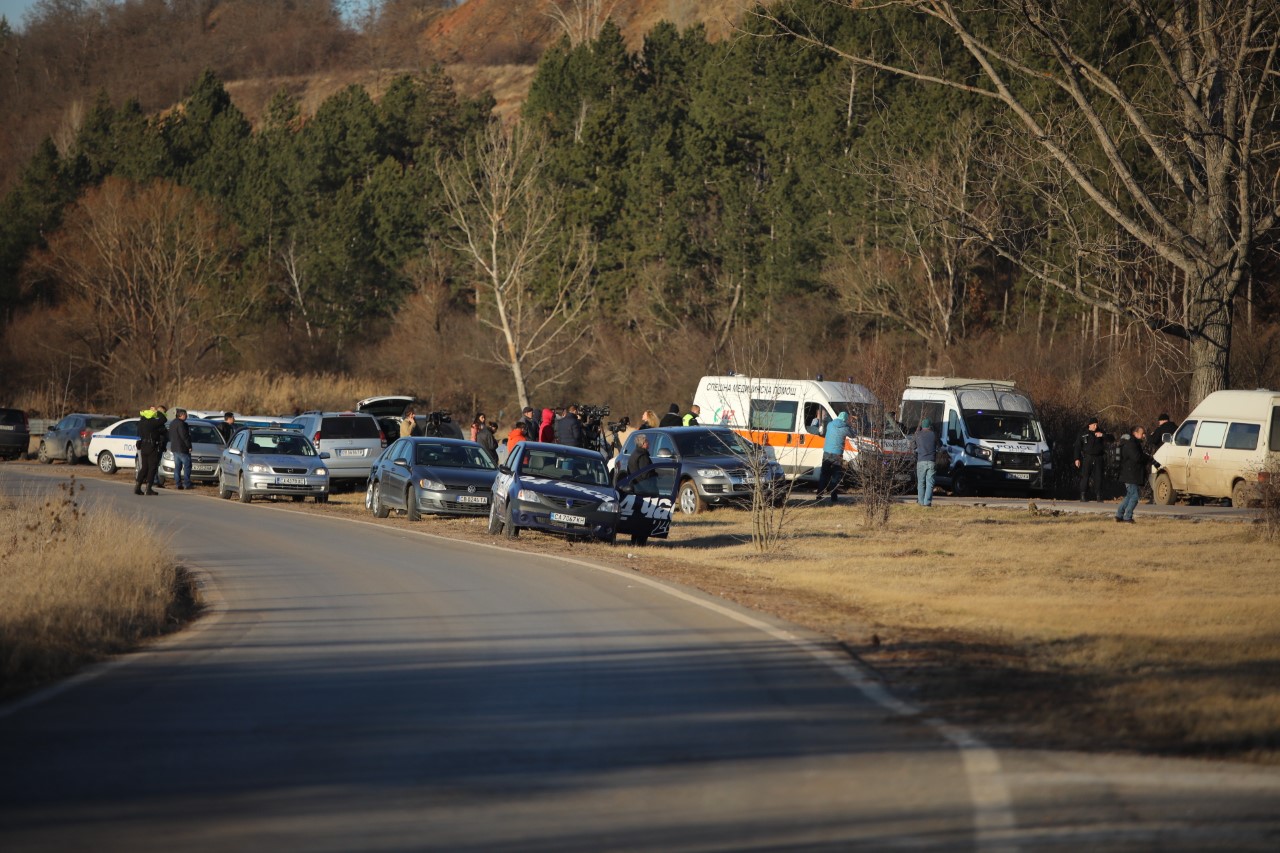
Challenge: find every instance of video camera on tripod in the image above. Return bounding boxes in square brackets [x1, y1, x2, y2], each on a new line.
[574, 404, 612, 455]
[423, 410, 453, 437]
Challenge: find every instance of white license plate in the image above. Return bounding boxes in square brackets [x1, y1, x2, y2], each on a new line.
[338, 448, 365, 457]
[280, 477, 306, 485]
[550, 512, 586, 525]
[0, 425, 12, 431]
[457, 495, 488, 504]
[1008, 472, 1031, 480]
[193, 464, 215, 472]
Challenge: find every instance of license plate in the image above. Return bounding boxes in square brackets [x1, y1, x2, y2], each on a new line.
[1008, 472, 1031, 480]
[338, 448, 365, 457]
[550, 512, 586, 525]
[280, 477, 306, 485]
[194, 464, 215, 472]
[0, 425, 12, 431]
[457, 495, 488, 504]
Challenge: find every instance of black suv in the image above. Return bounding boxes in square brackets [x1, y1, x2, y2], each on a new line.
[0, 408, 30, 460]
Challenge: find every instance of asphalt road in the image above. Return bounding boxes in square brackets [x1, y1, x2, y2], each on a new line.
[1, 467, 1277, 851]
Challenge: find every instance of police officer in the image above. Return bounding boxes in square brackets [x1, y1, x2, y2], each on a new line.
[1073, 416, 1106, 501]
[134, 405, 166, 495]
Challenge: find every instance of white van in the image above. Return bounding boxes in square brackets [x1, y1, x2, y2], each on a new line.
[692, 375, 912, 483]
[899, 376, 1052, 495]
[1152, 389, 1280, 507]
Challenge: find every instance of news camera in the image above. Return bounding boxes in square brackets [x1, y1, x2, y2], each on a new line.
[575, 404, 612, 455]
[423, 409, 452, 437]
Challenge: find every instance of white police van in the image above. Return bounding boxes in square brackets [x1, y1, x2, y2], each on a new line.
[899, 376, 1051, 496]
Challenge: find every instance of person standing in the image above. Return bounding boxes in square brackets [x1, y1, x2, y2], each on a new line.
[816, 411, 853, 504]
[538, 407, 556, 442]
[167, 408, 193, 490]
[682, 404, 701, 427]
[914, 417, 937, 506]
[1116, 426, 1152, 523]
[400, 408, 418, 438]
[506, 421, 528, 453]
[151, 405, 168, 488]
[1073, 416, 1106, 501]
[555, 405, 585, 447]
[1148, 412, 1175, 452]
[639, 410, 658, 430]
[474, 415, 498, 461]
[215, 411, 236, 444]
[626, 433, 658, 495]
[659, 404, 682, 428]
[134, 405, 165, 495]
[518, 406, 538, 442]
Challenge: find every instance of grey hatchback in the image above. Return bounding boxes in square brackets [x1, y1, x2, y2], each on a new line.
[38, 413, 119, 464]
[613, 426, 786, 515]
[366, 437, 497, 520]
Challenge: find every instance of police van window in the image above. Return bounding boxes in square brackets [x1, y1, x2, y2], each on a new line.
[750, 399, 797, 432]
[1194, 421, 1227, 448]
[946, 410, 964, 445]
[901, 401, 945, 434]
[1173, 421, 1196, 446]
[1224, 423, 1260, 451]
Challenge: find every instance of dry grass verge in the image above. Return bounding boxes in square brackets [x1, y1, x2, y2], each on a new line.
[0, 477, 199, 699]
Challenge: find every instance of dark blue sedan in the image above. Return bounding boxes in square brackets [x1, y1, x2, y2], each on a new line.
[488, 442, 620, 543]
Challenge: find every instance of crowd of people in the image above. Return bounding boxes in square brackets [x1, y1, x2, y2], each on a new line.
[486, 402, 701, 461]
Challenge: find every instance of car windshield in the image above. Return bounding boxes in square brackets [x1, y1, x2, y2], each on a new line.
[415, 443, 496, 469]
[247, 434, 315, 456]
[962, 412, 1042, 442]
[673, 430, 754, 457]
[520, 450, 610, 486]
[188, 424, 223, 445]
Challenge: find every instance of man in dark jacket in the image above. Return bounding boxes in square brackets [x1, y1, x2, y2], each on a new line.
[215, 412, 236, 444]
[1073, 417, 1106, 501]
[1116, 426, 1152, 523]
[626, 433, 658, 495]
[150, 405, 169, 488]
[167, 408, 193, 490]
[134, 406, 166, 495]
[1147, 413, 1176, 452]
[555, 405, 585, 447]
[659, 404, 682, 428]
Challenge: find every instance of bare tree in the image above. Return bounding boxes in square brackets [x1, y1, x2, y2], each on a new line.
[544, 0, 622, 45]
[33, 177, 247, 392]
[760, 0, 1280, 405]
[436, 122, 594, 410]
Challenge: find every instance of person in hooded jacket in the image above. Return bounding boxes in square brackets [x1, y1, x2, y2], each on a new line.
[816, 411, 853, 504]
[538, 408, 556, 442]
[659, 404, 682, 428]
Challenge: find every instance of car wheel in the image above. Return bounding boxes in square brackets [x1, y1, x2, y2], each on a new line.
[238, 475, 252, 503]
[315, 494, 328, 504]
[372, 481, 389, 518]
[66, 443, 78, 464]
[487, 500, 504, 535]
[364, 481, 375, 512]
[292, 495, 306, 502]
[38, 442, 51, 464]
[217, 470, 233, 500]
[952, 470, 973, 497]
[630, 533, 649, 546]
[405, 485, 421, 521]
[677, 480, 706, 515]
[1153, 471, 1176, 505]
[504, 501, 519, 539]
[1231, 479, 1252, 508]
[97, 451, 117, 474]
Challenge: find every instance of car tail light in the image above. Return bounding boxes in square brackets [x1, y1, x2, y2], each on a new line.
[79, 428, 90, 439]
[313, 430, 321, 448]
[380, 429, 387, 448]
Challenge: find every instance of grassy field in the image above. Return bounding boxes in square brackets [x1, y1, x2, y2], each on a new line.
[0, 476, 199, 698]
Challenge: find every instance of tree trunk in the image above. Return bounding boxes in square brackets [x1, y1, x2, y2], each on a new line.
[1187, 274, 1234, 405]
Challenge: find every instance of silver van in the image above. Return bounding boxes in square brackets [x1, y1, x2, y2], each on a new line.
[289, 411, 387, 484]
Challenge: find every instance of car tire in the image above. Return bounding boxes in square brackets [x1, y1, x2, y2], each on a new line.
[217, 471, 233, 500]
[315, 494, 328, 504]
[952, 470, 973, 497]
[504, 501, 519, 539]
[98, 451, 117, 474]
[372, 481, 389, 518]
[38, 442, 51, 464]
[677, 480, 706, 515]
[364, 481, 375, 512]
[1153, 471, 1176, 505]
[630, 533, 648, 546]
[405, 485, 421, 521]
[487, 500, 504, 535]
[292, 495, 306, 502]
[1231, 479, 1252, 508]
[238, 475, 252, 503]
[66, 443, 78, 464]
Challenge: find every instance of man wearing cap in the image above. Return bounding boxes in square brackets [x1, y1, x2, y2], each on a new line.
[1147, 412, 1175, 453]
[914, 417, 938, 506]
[1073, 416, 1106, 501]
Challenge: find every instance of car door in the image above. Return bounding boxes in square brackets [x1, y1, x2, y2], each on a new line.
[615, 461, 680, 540]
[222, 430, 246, 484]
[382, 439, 410, 508]
[1162, 420, 1196, 492]
[1187, 420, 1227, 498]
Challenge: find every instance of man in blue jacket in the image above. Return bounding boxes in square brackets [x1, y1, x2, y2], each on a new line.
[816, 411, 853, 505]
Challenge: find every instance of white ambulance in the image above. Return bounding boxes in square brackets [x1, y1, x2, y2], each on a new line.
[691, 375, 912, 484]
[899, 376, 1051, 496]
[1152, 389, 1280, 507]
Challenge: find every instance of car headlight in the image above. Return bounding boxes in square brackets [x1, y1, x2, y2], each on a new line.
[697, 467, 727, 478]
[965, 443, 992, 460]
[314, 467, 327, 476]
[598, 498, 618, 513]
[418, 477, 446, 491]
[162, 451, 173, 460]
[247, 463, 271, 473]
[516, 488, 545, 504]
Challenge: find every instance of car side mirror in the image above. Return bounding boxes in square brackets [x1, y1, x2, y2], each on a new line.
[1161, 434, 1172, 444]
[655, 447, 674, 458]
[319, 451, 330, 459]
[394, 458, 409, 468]
[227, 448, 241, 456]
[499, 464, 512, 475]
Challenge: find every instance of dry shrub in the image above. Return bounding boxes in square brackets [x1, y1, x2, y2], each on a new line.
[0, 477, 195, 697]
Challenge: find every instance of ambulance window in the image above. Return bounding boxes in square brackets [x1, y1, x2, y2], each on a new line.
[750, 399, 797, 432]
[1194, 421, 1227, 448]
[1174, 421, 1196, 446]
[1224, 423, 1259, 451]
[803, 403, 827, 434]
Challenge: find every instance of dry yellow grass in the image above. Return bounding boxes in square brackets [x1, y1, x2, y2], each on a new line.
[155, 372, 389, 416]
[0, 477, 196, 698]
